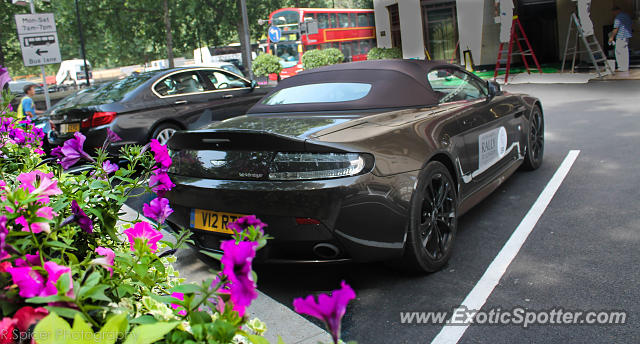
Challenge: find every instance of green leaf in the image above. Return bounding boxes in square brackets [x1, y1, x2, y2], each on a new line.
[122, 321, 180, 344]
[169, 284, 200, 294]
[66, 252, 80, 265]
[247, 334, 270, 344]
[44, 306, 85, 320]
[44, 240, 76, 251]
[130, 315, 158, 325]
[26, 294, 74, 304]
[69, 314, 94, 344]
[82, 285, 112, 303]
[198, 250, 222, 260]
[133, 263, 149, 277]
[188, 311, 211, 325]
[208, 320, 237, 343]
[95, 313, 128, 344]
[33, 312, 72, 344]
[277, 335, 286, 344]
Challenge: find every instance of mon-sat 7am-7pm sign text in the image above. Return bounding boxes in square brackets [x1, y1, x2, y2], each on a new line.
[14, 13, 62, 66]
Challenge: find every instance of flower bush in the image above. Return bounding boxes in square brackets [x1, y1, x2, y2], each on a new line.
[0, 90, 355, 344]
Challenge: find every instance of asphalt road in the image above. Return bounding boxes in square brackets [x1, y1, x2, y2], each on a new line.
[126, 80, 640, 344]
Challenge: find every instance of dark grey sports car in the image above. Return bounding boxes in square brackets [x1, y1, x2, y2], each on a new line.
[48, 67, 269, 154]
[166, 60, 544, 272]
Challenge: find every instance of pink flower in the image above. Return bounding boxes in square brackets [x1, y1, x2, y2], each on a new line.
[0, 216, 7, 257]
[92, 247, 114, 276]
[123, 222, 163, 253]
[15, 252, 41, 267]
[16, 207, 55, 234]
[149, 168, 175, 197]
[0, 317, 17, 344]
[13, 306, 48, 332]
[142, 197, 173, 224]
[293, 281, 356, 344]
[220, 240, 259, 316]
[17, 171, 61, 203]
[7, 266, 46, 298]
[102, 160, 119, 174]
[170, 292, 187, 316]
[41, 261, 73, 297]
[150, 139, 172, 168]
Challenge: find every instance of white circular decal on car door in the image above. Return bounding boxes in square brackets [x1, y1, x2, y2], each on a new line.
[498, 126, 508, 157]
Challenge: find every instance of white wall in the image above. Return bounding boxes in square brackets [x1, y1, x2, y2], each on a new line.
[456, 0, 486, 65]
[373, 0, 425, 59]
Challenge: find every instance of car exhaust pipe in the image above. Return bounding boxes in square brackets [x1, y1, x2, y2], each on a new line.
[313, 243, 340, 259]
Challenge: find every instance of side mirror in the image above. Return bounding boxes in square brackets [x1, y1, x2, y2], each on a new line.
[487, 80, 501, 98]
[250, 80, 258, 90]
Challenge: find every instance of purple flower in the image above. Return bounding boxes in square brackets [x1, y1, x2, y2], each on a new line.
[228, 215, 267, 235]
[149, 168, 175, 197]
[91, 247, 114, 276]
[70, 200, 93, 233]
[220, 240, 259, 316]
[293, 281, 356, 344]
[123, 221, 163, 253]
[59, 132, 94, 169]
[149, 139, 172, 168]
[15, 252, 41, 267]
[142, 197, 173, 224]
[106, 129, 121, 144]
[50, 146, 63, 159]
[41, 261, 73, 298]
[102, 160, 119, 174]
[170, 292, 187, 316]
[0, 66, 10, 90]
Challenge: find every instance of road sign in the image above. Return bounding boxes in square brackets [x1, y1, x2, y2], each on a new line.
[14, 13, 62, 66]
[268, 26, 282, 43]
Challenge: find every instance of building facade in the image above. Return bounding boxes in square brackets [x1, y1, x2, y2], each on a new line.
[373, 0, 639, 67]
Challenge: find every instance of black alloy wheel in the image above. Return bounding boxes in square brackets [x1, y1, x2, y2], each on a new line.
[522, 106, 544, 170]
[402, 161, 458, 273]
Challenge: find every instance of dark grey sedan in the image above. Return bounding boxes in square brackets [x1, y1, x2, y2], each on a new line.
[48, 67, 270, 153]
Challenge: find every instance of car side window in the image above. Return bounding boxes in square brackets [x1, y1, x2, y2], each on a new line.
[154, 71, 205, 96]
[201, 70, 249, 90]
[427, 69, 487, 103]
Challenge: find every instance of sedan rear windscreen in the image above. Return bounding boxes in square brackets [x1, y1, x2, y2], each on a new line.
[261, 82, 372, 105]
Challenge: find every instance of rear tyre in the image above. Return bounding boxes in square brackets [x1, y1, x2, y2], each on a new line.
[151, 123, 180, 145]
[521, 106, 544, 171]
[401, 161, 458, 273]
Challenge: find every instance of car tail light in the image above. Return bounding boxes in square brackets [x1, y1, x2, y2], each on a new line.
[268, 152, 367, 180]
[296, 218, 321, 225]
[81, 111, 116, 128]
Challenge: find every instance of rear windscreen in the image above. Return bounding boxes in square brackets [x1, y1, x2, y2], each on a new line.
[261, 82, 372, 105]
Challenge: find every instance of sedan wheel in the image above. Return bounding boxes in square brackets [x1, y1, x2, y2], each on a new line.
[402, 161, 458, 272]
[152, 125, 179, 145]
[522, 107, 544, 170]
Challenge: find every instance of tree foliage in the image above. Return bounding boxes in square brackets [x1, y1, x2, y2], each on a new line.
[0, 0, 372, 77]
[367, 47, 403, 60]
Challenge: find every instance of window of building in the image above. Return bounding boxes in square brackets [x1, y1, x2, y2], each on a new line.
[388, 4, 402, 48]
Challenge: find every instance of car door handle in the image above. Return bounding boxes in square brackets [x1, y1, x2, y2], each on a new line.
[222, 94, 234, 99]
[174, 100, 187, 105]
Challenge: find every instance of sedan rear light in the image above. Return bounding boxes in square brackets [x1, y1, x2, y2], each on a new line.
[81, 111, 116, 129]
[295, 218, 321, 225]
[268, 152, 366, 180]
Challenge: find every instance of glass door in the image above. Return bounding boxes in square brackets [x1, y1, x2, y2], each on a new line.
[421, 1, 458, 62]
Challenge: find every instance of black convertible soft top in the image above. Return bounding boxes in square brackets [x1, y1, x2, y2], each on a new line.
[248, 59, 446, 114]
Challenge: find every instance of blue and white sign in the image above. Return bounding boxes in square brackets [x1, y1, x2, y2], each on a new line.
[268, 26, 282, 43]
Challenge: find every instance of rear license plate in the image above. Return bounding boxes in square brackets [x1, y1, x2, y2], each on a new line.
[191, 209, 247, 234]
[60, 123, 80, 134]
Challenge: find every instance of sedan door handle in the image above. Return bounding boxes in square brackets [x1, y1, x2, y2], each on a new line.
[174, 100, 188, 105]
[222, 94, 234, 99]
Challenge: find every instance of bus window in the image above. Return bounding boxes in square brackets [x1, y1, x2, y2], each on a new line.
[332, 42, 340, 49]
[349, 13, 356, 27]
[303, 13, 315, 22]
[330, 13, 338, 28]
[358, 13, 369, 27]
[367, 13, 375, 26]
[338, 13, 349, 28]
[306, 45, 318, 51]
[342, 42, 353, 61]
[359, 40, 370, 55]
[317, 13, 328, 29]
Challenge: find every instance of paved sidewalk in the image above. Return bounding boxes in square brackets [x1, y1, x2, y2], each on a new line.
[119, 205, 331, 344]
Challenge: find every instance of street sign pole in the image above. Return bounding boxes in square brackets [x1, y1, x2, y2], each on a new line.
[29, 0, 51, 109]
[239, 0, 253, 80]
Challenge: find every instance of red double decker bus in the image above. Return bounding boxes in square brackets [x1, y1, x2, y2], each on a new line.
[267, 8, 376, 78]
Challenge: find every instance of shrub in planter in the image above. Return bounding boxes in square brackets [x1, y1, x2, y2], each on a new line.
[252, 53, 282, 80]
[0, 89, 357, 344]
[367, 47, 402, 60]
[301, 48, 344, 70]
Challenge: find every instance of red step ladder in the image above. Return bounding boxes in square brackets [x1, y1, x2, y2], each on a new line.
[494, 15, 542, 83]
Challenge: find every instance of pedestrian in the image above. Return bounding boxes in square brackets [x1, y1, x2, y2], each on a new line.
[16, 84, 43, 120]
[608, 5, 633, 74]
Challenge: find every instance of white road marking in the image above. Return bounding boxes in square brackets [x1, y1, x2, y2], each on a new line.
[431, 150, 580, 344]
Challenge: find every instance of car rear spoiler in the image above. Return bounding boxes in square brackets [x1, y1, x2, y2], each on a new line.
[168, 129, 348, 153]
